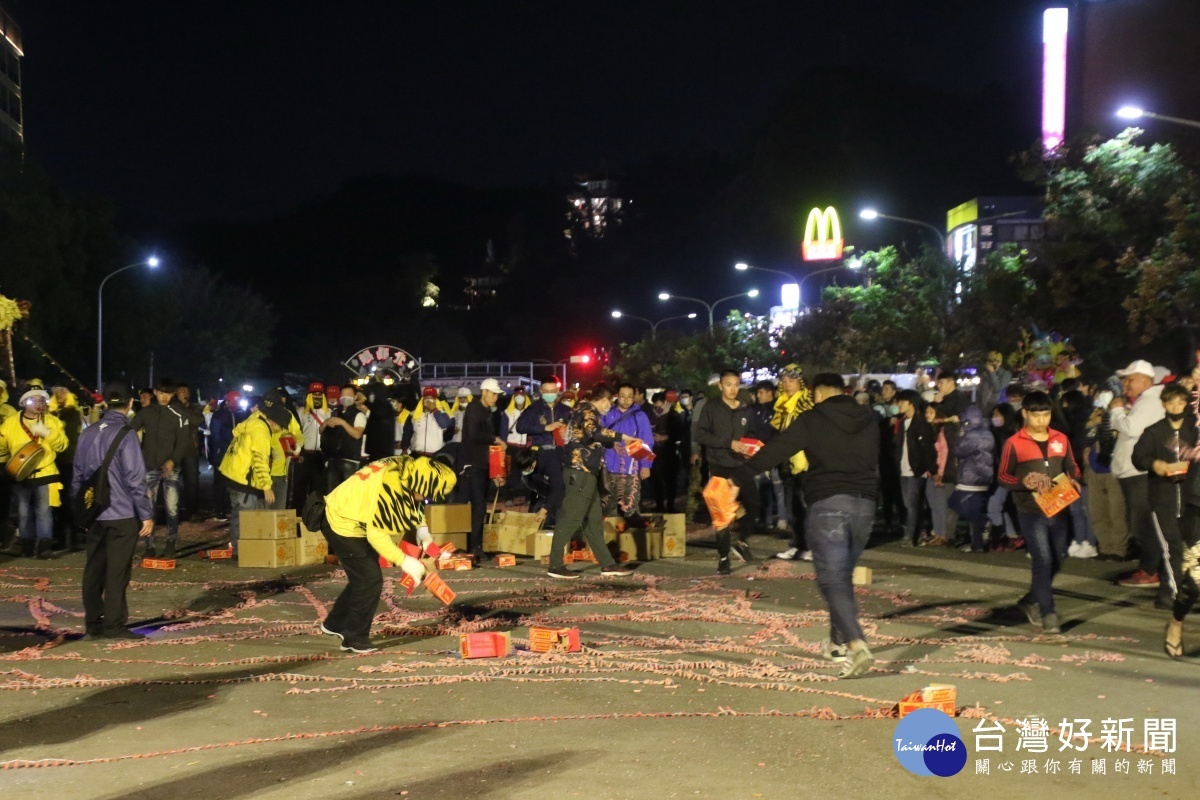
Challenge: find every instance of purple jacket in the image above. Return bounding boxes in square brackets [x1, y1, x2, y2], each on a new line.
[72, 410, 153, 522]
[603, 404, 655, 475]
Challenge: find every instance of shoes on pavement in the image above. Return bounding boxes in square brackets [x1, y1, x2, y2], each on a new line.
[729, 539, 755, 563]
[319, 623, 344, 643]
[1041, 613, 1062, 635]
[716, 557, 731, 575]
[820, 640, 849, 662]
[600, 563, 637, 577]
[1067, 541, 1082, 558]
[1117, 569, 1160, 588]
[776, 547, 800, 560]
[143, 544, 157, 559]
[799, 550, 814, 562]
[775, 519, 790, 532]
[547, 566, 580, 580]
[1017, 598, 1042, 626]
[838, 644, 874, 678]
[163, 542, 177, 559]
[340, 640, 379, 654]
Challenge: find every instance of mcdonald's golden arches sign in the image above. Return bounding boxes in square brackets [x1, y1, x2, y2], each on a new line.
[802, 206, 844, 261]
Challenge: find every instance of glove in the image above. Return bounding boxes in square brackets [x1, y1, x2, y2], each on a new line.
[30, 421, 50, 438]
[399, 555, 427, 584]
[415, 525, 433, 550]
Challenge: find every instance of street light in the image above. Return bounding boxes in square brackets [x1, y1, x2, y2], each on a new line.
[798, 260, 862, 307]
[1115, 106, 1200, 131]
[658, 290, 759, 332]
[611, 310, 698, 339]
[859, 208, 947, 254]
[734, 261, 798, 282]
[97, 256, 160, 389]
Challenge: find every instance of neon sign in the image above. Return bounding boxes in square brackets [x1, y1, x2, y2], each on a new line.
[344, 344, 419, 377]
[802, 206, 844, 261]
[1042, 8, 1069, 151]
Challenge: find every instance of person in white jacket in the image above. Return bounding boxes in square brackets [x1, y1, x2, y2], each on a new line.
[1108, 359, 1166, 592]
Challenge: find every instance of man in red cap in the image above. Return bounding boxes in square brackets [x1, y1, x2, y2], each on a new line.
[402, 387, 453, 456]
[294, 382, 330, 503]
[207, 390, 244, 523]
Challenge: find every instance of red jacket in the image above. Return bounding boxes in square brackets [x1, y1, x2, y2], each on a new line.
[997, 427, 1080, 516]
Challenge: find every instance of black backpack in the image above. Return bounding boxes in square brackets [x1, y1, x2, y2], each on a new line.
[73, 427, 133, 530]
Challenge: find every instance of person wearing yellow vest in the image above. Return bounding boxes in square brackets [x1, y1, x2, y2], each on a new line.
[317, 454, 456, 653]
[219, 390, 292, 556]
[0, 389, 68, 558]
[267, 399, 303, 511]
[0, 379, 16, 548]
[772, 364, 815, 562]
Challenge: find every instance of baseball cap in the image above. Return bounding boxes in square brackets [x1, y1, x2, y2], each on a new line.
[20, 389, 49, 405]
[1153, 366, 1172, 385]
[258, 389, 291, 428]
[102, 380, 132, 405]
[1116, 359, 1155, 379]
[779, 364, 803, 379]
[456, 387, 471, 398]
[421, 386, 438, 398]
[480, 378, 502, 394]
[665, 390, 679, 403]
[308, 381, 325, 395]
[224, 390, 242, 406]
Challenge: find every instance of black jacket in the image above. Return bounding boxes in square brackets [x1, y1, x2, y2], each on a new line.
[747, 401, 776, 442]
[1132, 417, 1198, 511]
[130, 402, 189, 471]
[460, 399, 495, 469]
[893, 414, 938, 477]
[736, 395, 879, 505]
[693, 397, 753, 471]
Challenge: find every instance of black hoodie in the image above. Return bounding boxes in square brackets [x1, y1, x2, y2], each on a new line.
[735, 395, 879, 505]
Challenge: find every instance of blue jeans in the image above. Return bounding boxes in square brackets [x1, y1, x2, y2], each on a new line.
[13, 482, 52, 541]
[900, 475, 926, 543]
[1018, 511, 1070, 616]
[807, 495, 875, 645]
[925, 481, 952, 538]
[145, 469, 181, 543]
[987, 486, 1018, 536]
[1069, 485, 1097, 546]
[949, 490, 990, 549]
[228, 488, 265, 551]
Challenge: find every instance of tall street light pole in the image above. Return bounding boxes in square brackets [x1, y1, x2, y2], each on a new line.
[736, 260, 859, 308]
[798, 260, 861, 307]
[97, 257, 159, 389]
[859, 208, 947, 255]
[657, 290, 759, 333]
[611, 310, 697, 339]
[1116, 106, 1200, 131]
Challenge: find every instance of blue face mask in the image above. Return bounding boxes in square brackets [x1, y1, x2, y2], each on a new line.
[542, 393, 558, 403]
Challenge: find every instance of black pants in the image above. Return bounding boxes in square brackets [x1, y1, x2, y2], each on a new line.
[467, 464, 489, 554]
[292, 452, 326, 510]
[211, 460, 231, 515]
[179, 455, 201, 518]
[879, 459, 903, 528]
[550, 469, 618, 570]
[532, 448, 565, 523]
[1174, 505, 1200, 622]
[1151, 488, 1186, 605]
[648, 454, 680, 513]
[326, 458, 360, 492]
[82, 517, 140, 634]
[320, 514, 383, 647]
[709, 462, 760, 558]
[1120, 474, 1160, 573]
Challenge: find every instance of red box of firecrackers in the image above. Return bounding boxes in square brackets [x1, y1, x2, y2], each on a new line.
[528, 625, 581, 653]
[141, 557, 176, 570]
[201, 546, 234, 559]
[625, 438, 655, 462]
[489, 444, 507, 479]
[422, 571, 456, 605]
[738, 437, 764, 457]
[460, 631, 512, 659]
[1034, 474, 1080, 518]
[896, 684, 957, 718]
[494, 553, 517, 567]
[567, 545, 598, 564]
[441, 556, 474, 571]
[702, 476, 740, 528]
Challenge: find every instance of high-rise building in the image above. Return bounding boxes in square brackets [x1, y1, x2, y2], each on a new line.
[0, 3, 22, 145]
[564, 178, 624, 241]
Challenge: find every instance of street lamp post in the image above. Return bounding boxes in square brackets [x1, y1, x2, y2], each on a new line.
[611, 310, 697, 339]
[657, 290, 759, 333]
[97, 257, 159, 389]
[859, 208, 947, 254]
[1116, 106, 1200, 131]
[736, 261, 859, 308]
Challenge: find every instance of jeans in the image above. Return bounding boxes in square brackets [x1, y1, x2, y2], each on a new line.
[807, 495, 875, 645]
[1018, 511, 1070, 617]
[228, 488, 265, 551]
[550, 469, 618, 570]
[13, 482, 52, 541]
[1120, 474, 1160, 574]
[1069, 484, 1098, 546]
[987, 486, 1017, 536]
[925, 481, 952, 538]
[145, 469, 181, 544]
[949, 489, 990, 549]
[532, 448, 565, 524]
[268, 476, 288, 510]
[899, 475, 926, 544]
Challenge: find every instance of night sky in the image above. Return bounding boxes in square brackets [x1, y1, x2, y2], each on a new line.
[17, 0, 1050, 223]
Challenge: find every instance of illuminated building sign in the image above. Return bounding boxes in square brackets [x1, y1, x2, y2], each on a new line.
[802, 206, 844, 261]
[344, 344, 420, 377]
[1042, 8, 1069, 151]
[781, 283, 800, 310]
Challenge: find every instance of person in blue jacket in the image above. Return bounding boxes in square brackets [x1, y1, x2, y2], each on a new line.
[602, 383, 656, 518]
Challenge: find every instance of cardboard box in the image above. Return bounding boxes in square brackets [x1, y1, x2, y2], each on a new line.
[898, 699, 956, 718]
[431, 532, 468, 551]
[610, 529, 661, 563]
[495, 553, 517, 567]
[659, 512, 687, 558]
[483, 510, 544, 554]
[626, 438, 656, 462]
[739, 437, 764, 457]
[201, 546, 234, 560]
[141, 557, 176, 570]
[460, 631, 512, 659]
[1034, 474, 1080, 518]
[422, 571, 456, 605]
[239, 509, 299, 541]
[702, 476, 739, 528]
[238, 539, 297, 568]
[297, 533, 329, 566]
[528, 626, 581, 653]
[399, 572, 418, 595]
[919, 684, 956, 704]
[895, 684, 957, 718]
[529, 531, 554, 559]
[426, 504, 472, 534]
[852, 566, 872, 586]
[569, 546, 598, 563]
[442, 556, 474, 571]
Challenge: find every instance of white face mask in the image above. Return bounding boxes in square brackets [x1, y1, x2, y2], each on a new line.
[339, 396, 355, 408]
[515, 397, 526, 408]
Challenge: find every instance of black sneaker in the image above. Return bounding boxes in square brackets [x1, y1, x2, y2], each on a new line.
[319, 623, 344, 643]
[340, 640, 379, 654]
[104, 629, 147, 640]
[547, 566, 580, 580]
[144, 544, 157, 559]
[600, 563, 636, 577]
[163, 542, 177, 559]
[1041, 613, 1062, 634]
[716, 557, 731, 575]
[729, 539, 755, 563]
[1017, 598, 1042, 626]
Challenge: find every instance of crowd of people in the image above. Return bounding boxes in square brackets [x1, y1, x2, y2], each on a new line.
[2, 350, 1199, 666]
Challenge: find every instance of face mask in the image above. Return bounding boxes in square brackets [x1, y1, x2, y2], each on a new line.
[339, 396, 355, 408]
[563, 400, 575, 408]
[991, 417, 1004, 427]
[542, 393, 558, 403]
[515, 397, 526, 408]
[887, 404, 899, 416]
[1010, 401, 1022, 412]
[680, 397, 691, 406]
[1167, 411, 1188, 422]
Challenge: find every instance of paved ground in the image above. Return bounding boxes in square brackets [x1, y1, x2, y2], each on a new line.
[0, 517, 1196, 799]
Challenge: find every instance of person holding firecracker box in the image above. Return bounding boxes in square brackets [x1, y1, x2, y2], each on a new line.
[318, 454, 457, 653]
[601, 383, 655, 518]
[997, 391, 1081, 635]
[1131, 381, 1198, 657]
[694, 370, 759, 573]
[547, 383, 639, 580]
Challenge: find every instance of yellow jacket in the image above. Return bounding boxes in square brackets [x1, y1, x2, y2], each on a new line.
[0, 411, 69, 485]
[0, 382, 16, 423]
[219, 411, 274, 492]
[771, 388, 815, 473]
[324, 455, 456, 566]
[269, 413, 303, 478]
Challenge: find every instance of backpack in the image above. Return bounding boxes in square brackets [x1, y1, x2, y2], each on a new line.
[73, 427, 133, 530]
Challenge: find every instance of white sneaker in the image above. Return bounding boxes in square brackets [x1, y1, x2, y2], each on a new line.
[776, 547, 800, 560]
[775, 519, 790, 531]
[800, 550, 814, 562]
[1077, 542, 1099, 558]
[1067, 541, 1082, 558]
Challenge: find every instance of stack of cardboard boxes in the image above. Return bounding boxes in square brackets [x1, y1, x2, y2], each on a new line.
[237, 509, 329, 568]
